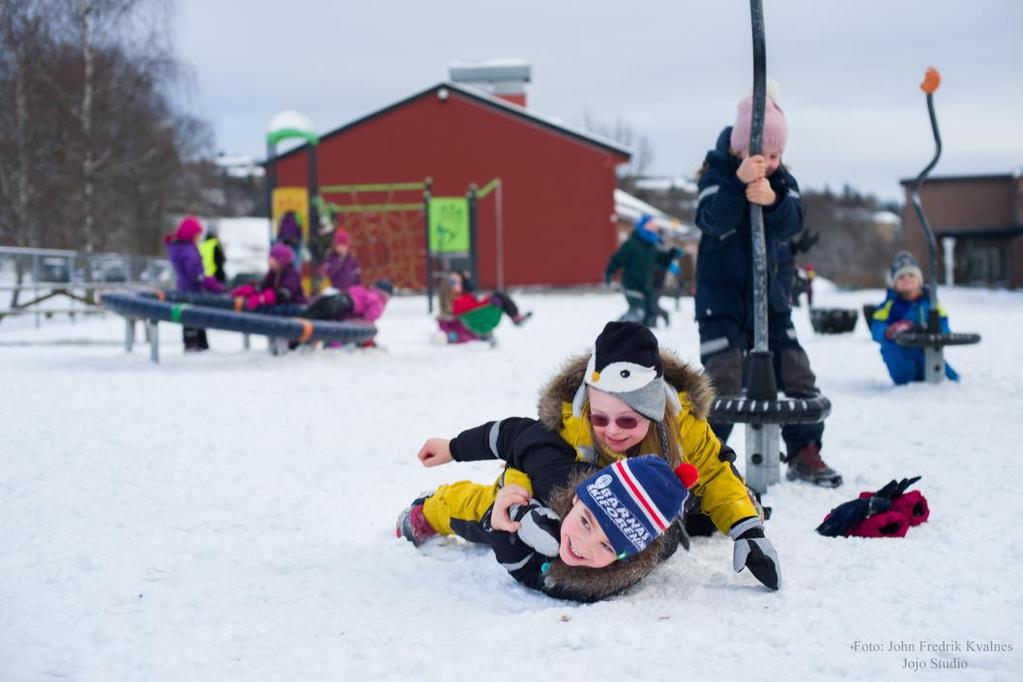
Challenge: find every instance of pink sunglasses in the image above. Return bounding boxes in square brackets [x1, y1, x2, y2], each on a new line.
[588, 413, 644, 430]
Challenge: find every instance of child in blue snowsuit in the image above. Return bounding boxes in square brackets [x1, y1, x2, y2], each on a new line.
[871, 250, 959, 384]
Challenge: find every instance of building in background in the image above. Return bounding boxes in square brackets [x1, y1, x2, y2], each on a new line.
[271, 63, 630, 290]
[900, 172, 1023, 288]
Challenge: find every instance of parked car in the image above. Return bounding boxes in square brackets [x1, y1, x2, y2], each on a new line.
[91, 257, 127, 283]
[41, 257, 72, 283]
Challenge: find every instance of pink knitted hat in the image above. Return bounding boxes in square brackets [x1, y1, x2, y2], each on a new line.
[175, 215, 204, 242]
[730, 82, 789, 155]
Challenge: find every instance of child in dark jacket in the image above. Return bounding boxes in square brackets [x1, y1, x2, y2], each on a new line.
[230, 244, 307, 310]
[399, 451, 696, 602]
[694, 82, 841, 488]
[871, 250, 959, 384]
[605, 214, 665, 327]
[164, 215, 224, 351]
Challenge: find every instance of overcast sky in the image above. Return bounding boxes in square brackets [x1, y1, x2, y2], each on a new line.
[174, 0, 1022, 202]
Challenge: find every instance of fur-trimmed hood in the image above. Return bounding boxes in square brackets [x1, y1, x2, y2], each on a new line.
[536, 349, 715, 431]
[539, 469, 671, 601]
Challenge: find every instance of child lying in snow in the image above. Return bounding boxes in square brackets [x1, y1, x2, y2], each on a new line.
[398, 454, 697, 603]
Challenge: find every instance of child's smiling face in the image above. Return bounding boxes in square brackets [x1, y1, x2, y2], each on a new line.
[588, 387, 651, 453]
[559, 497, 618, 568]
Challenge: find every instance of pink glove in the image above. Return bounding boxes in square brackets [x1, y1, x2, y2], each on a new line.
[232, 284, 256, 297]
[259, 289, 277, 307]
[885, 319, 915, 340]
[245, 289, 277, 310]
[202, 276, 225, 294]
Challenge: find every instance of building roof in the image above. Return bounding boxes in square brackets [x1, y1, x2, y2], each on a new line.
[614, 189, 697, 238]
[272, 82, 632, 163]
[934, 224, 1023, 240]
[899, 172, 1021, 186]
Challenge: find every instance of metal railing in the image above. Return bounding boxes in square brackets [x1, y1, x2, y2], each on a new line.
[0, 246, 171, 326]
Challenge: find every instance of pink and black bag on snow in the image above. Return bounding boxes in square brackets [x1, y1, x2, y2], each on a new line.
[816, 476, 928, 538]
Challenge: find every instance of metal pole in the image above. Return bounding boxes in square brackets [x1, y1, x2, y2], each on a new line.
[307, 143, 320, 267]
[495, 180, 505, 291]
[424, 178, 434, 313]
[125, 317, 135, 352]
[266, 140, 277, 246]
[744, 0, 781, 495]
[911, 87, 943, 316]
[468, 184, 479, 290]
[147, 319, 159, 363]
[748, 0, 769, 354]
[942, 237, 956, 286]
[32, 252, 40, 328]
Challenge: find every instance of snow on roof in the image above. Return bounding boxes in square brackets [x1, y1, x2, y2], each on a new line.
[442, 82, 628, 155]
[266, 110, 315, 136]
[614, 189, 697, 237]
[215, 154, 266, 178]
[634, 176, 698, 194]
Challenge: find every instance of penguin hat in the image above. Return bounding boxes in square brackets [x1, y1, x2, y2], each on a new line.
[573, 321, 681, 423]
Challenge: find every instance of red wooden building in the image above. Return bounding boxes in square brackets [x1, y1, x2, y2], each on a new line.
[272, 82, 631, 289]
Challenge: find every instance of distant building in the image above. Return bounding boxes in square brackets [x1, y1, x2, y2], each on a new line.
[900, 172, 1023, 288]
[271, 67, 630, 289]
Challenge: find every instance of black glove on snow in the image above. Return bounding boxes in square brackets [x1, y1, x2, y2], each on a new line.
[509, 502, 561, 557]
[730, 517, 781, 590]
[792, 230, 820, 254]
[873, 476, 921, 501]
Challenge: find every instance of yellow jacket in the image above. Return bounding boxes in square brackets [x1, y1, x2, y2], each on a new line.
[536, 351, 757, 535]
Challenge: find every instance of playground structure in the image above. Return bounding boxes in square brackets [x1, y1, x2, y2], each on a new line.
[264, 109, 508, 304]
[809, 307, 858, 334]
[892, 67, 980, 383]
[707, 0, 831, 495]
[100, 290, 376, 363]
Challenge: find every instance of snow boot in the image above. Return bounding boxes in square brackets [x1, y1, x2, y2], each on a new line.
[512, 311, 533, 327]
[395, 496, 437, 546]
[786, 443, 843, 488]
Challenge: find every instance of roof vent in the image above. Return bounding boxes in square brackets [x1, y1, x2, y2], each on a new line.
[448, 59, 531, 107]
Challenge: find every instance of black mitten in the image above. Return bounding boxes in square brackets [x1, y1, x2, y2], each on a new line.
[729, 517, 781, 590]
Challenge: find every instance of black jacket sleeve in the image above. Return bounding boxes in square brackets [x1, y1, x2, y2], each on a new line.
[451, 419, 589, 503]
[449, 418, 540, 463]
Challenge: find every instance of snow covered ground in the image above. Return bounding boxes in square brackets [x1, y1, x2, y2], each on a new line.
[2, 285, 1021, 681]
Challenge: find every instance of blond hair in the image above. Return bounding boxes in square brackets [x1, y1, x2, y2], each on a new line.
[437, 271, 461, 316]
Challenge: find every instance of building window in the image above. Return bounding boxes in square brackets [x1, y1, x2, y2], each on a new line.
[959, 238, 1009, 286]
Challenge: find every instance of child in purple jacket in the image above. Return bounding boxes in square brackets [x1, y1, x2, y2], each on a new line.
[320, 227, 362, 290]
[231, 244, 307, 310]
[164, 215, 224, 351]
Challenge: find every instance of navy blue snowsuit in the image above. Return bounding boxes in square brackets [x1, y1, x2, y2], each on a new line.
[694, 127, 824, 455]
